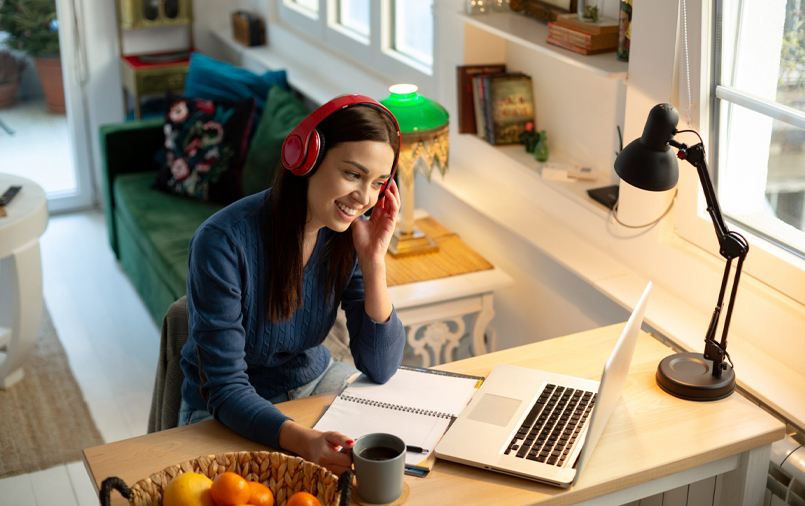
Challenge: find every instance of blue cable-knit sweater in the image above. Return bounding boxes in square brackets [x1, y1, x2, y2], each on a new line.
[179, 189, 405, 449]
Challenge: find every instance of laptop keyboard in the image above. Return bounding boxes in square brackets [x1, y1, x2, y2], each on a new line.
[505, 384, 596, 467]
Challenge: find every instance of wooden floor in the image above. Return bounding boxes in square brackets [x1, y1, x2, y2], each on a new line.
[0, 209, 159, 505]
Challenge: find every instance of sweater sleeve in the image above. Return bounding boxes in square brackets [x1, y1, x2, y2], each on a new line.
[187, 225, 291, 449]
[341, 260, 406, 384]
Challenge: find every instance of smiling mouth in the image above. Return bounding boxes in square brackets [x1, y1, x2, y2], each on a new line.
[336, 201, 358, 217]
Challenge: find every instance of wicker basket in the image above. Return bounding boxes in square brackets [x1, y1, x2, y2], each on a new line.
[99, 451, 353, 506]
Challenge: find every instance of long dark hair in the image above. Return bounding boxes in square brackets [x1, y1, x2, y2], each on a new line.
[267, 105, 399, 322]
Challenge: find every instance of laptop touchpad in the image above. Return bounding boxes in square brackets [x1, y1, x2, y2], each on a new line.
[467, 394, 522, 426]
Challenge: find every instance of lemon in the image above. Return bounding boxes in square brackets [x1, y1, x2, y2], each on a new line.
[163, 472, 214, 506]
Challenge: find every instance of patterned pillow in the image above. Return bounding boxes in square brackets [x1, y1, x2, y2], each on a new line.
[154, 95, 255, 203]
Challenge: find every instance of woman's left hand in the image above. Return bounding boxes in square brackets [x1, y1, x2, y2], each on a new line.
[352, 178, 400, 264]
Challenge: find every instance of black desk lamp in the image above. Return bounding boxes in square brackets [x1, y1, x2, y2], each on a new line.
[614, 104, 749, 401]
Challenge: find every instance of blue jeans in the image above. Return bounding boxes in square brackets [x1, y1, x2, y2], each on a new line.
[177, 358, 360, 427]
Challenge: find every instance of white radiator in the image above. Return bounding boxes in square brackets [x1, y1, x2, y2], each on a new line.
[766, 435, 805, 506]
[618, 435, 805, 506]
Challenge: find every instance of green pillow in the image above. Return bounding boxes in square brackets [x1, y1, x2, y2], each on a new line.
[241, 85, 311, 196]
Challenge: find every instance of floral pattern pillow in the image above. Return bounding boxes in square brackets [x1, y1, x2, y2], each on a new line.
[154, 96, 255, 203]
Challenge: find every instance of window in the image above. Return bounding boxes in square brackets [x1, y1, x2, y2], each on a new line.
[338, 0, 370, 38]
[392, 0, 434, 68]
[289, 0, 319, 16]
[713, 0, 805, 256]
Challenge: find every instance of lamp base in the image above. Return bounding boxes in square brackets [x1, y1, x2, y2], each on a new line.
[656, 352, 736, 401]
[388, 227, 439, 258]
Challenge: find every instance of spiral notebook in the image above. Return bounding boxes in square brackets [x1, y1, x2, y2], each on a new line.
[313, 365, 484, 476]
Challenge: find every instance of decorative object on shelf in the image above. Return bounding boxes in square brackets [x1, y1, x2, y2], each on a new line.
[0, 0, 65, 113]
[547, 21, 618, 54]
[380, 85, 449, 257]
[491, 0, 511, 11]
[535, 129, 549, 161]
[617, 0, 633, 61]
[116, 0, 194, 120]
[466, 0, 490, 14]
[520, 121, 539, 153]
[117, 0, 192, 28]
[456, 64, 506, 134]
[232, 10, 266, 47]
[0, 51, 25, 109]
[614, 103, 748, 401]
[578, 0, 604, 22]
[510, 0, 578, 23]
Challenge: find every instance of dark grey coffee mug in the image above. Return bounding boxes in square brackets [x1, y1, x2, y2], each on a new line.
[352, 433, 405, 504]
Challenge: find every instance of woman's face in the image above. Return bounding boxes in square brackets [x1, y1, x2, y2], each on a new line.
[306, 140, 395, 234]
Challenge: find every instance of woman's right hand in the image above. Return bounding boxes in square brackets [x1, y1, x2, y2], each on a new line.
[279, 421, 355, 476]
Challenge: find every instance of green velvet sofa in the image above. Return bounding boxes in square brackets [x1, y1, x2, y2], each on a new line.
[100, 117, 227, 325]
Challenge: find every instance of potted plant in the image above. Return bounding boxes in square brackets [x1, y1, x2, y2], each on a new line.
[0, 51, 25, 108]
[0, 0, 64, 113]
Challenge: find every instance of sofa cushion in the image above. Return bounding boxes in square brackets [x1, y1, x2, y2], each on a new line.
[183, 52, 288, 126]
[115, 172, 223, 298]
[241, 85, 311, 196]
[154, 95, 255, 203]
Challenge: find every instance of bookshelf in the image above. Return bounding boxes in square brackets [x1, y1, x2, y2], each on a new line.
[459, 11, 628, 81]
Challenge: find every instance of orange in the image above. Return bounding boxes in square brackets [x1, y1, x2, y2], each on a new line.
[210, 472, 250, 506]
[247, 481, 274, 506]
[163, 472, 214, 506]
[287, 491, 322, 506]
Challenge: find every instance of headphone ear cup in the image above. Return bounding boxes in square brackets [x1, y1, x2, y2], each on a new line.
[305, 128, 326, 177]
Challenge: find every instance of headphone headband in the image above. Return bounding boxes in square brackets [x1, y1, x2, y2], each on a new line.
[281, 95, 401, 191]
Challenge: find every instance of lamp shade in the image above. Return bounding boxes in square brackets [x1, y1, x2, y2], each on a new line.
[380, 84, 449, 134]
[614, 104, 680, 192]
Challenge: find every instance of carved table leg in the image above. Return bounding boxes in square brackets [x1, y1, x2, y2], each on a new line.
[0, 239, 44, 389]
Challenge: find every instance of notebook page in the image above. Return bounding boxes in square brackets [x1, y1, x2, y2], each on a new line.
[344, 368, 480, 416]
[313, 395, 450, 468]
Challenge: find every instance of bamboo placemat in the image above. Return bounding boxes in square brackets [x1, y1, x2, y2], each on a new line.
[385, 217, 493, 287]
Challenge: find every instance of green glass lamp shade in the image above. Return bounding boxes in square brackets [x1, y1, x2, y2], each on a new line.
[380, 84, 449, 134]
[614, 104, 680, 192]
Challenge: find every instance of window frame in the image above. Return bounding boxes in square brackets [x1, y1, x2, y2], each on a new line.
[675, 0, 805, 306]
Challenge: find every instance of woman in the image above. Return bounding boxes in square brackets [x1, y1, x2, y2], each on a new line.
[178, 96, 405, 476]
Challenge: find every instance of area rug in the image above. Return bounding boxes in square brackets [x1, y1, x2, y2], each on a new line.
[0, 306, 104, 478]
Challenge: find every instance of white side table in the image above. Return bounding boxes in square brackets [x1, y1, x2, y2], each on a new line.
[0, 175, 48, 389]
[388, 210, 514, 368]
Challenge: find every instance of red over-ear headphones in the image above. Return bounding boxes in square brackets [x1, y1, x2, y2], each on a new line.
[281, 94, 401, 195]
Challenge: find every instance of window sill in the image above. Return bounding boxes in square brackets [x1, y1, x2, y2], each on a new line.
[212, 28, 344, 106]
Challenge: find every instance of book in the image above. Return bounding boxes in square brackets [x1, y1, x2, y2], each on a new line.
[456, 64, 506, 134]
[553, 13, 620, 35]
[484, 74, 535, 145]
[313, 365, 484, 476]
[548, 23, 618, 51]
[546, 35, 617, 55]
[472, 76, 486, 138]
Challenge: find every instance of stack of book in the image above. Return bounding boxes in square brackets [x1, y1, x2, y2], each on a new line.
[546, 13, 619, 56]
[456, 64, 536, 146]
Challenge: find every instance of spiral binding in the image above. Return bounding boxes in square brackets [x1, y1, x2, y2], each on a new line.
[341, 395, 452, 419]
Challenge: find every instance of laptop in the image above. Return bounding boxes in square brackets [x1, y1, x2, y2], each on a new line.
[435, 282, 652, 487]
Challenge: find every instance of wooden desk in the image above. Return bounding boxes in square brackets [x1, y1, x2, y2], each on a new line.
[84, 324, 784, 506]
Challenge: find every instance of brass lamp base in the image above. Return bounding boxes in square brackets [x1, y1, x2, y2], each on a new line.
[388, 227, 439, 258]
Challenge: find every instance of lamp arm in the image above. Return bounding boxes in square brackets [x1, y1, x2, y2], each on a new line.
[668, 141, 730, 243]
[669, 140, 749, 377]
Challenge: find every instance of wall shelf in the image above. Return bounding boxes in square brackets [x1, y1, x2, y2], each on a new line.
[460, 11, 628, 80]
